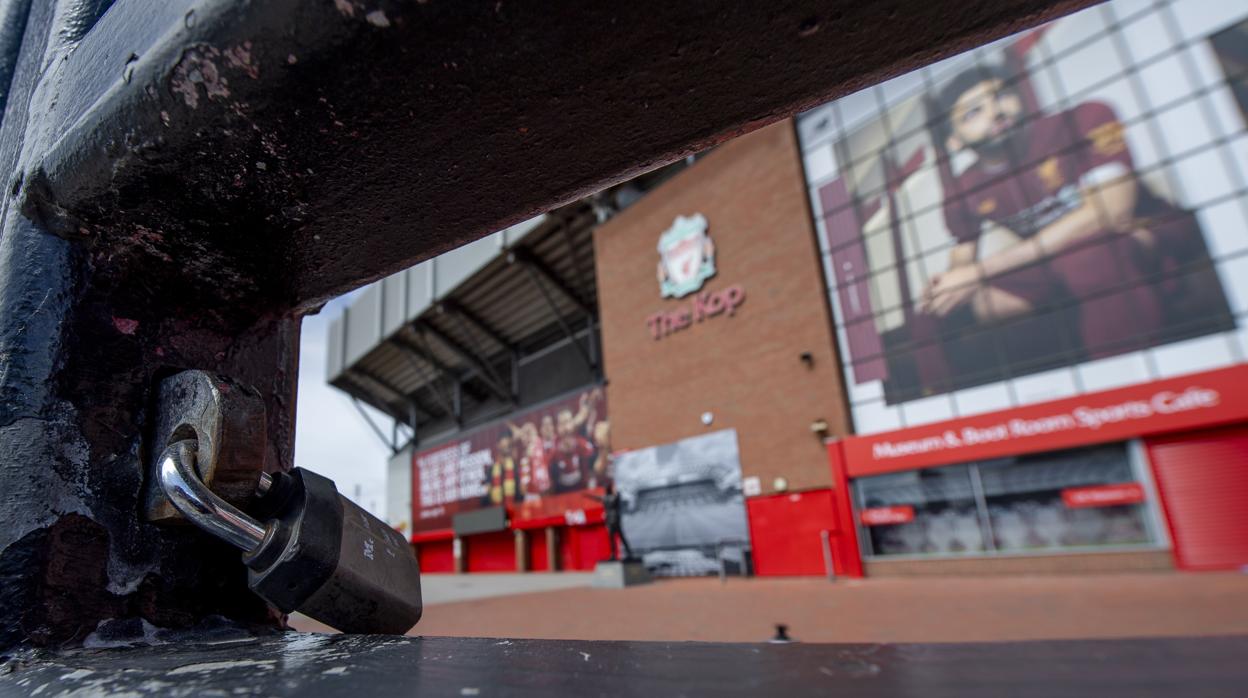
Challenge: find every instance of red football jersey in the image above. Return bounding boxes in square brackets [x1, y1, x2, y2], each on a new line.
[550, 437, 594, 490]
[944, 101, 1172, 244]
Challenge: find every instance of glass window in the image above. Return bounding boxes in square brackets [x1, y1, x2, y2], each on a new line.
[855, 442, 1158, 558]
[796, 2, 1248, 436]
[979, 444, 1152, 552]
[856, 465, 985, 556]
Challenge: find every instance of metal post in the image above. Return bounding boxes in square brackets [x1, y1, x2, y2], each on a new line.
[453, 536, 465, 574]
[453, 380, 463, 427]
[820, 530, 837, 582]
[511, 349, 521, 402]
[514, 529, 528, 573]
[515, 257, 595, 373]
[587, 315, 600, 376]
[409, 402, 420, 448]
[351, 397, 396, 453]
[546, 527, 561, 572]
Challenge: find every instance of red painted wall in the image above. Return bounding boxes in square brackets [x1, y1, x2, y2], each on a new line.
[465, 531, 517, 573]
[527, 529, 550, 571]
[747, 489, 840, 576]
[559, 524, 610, 571]
[1147, 424, 1248, 571]
[842, 365, 1248, 477]
[826, 440, 865, 577]
[417, 540, 454, 573]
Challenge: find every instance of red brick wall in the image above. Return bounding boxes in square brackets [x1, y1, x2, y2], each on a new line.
[594, 121, 849, 495]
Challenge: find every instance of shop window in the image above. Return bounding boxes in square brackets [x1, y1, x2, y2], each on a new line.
[979, 444, 1152, 552]
[855, 465, 985, 556]
[855, 442, 1159, 558]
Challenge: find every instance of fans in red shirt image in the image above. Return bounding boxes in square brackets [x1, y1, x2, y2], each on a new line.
[487, 433, 518, 505]
[411, 383, 610, 530]
[551, 407, 596, 493]
[504, 387, 611, 500]
[539, 414, 557, 477]
[509, 420, 552, 497]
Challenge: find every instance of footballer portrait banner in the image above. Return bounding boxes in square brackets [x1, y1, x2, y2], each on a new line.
[410, 386, 609, 532]
[798, 0, 1248, 432]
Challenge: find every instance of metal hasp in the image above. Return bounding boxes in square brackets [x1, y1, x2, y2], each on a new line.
[144, 370, 268, 522]
[0, 0, 1095, 647]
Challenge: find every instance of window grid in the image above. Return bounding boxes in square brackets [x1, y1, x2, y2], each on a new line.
[853, 442, 1162, 560]
[796, 0, 1248, 432]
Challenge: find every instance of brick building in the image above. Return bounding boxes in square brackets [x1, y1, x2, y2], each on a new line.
[329, 0, 1248, 577]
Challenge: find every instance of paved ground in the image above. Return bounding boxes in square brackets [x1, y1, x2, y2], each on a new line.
[404, 572, 595, 605]
[291, 571, 1248, 643]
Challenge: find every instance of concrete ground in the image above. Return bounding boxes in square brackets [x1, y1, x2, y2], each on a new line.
[291, 571, 1248, 643]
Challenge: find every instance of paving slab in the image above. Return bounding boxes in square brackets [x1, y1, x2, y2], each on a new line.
[394, 571, 1248, 643]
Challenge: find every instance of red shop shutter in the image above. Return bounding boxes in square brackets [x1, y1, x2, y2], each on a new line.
[745, 489, 838, 576]
[417, 539, 454, 573]
[465, 531, 517, 573]
[1146, 425, 1248, 571]
[527, 529, 549, 572]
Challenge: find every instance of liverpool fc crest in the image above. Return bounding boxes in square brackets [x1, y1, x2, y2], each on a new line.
[657, 214, 716, 299]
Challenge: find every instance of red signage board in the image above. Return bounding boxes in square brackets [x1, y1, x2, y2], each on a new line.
[1061, 483, 1145, 509]
[860, 505, 916, 526]
[411, 386, 608, 533]
[841, 365, 1248, 477]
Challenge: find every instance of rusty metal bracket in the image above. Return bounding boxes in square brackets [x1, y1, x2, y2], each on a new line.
[143, 370, 267, 523]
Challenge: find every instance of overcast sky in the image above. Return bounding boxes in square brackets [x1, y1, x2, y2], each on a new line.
[294, 292, 392, 519]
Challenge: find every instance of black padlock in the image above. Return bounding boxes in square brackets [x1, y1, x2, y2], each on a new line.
[244, 467, 423, 634]
[157, 441, 422, 634]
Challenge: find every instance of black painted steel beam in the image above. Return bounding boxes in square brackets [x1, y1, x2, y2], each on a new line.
[388, 334, 462, 415]
[345, 368, 423, 421]
[440, 307, 517, 404]
[508, 247, 595, 318]
[350, 396, 397, 453]
[416, 320, 512, 402]
[516, 255, 596, 374]
[438, 299, 514, 352]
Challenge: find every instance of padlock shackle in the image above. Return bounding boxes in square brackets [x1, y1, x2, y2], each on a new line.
[159, 441, 269, 552]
